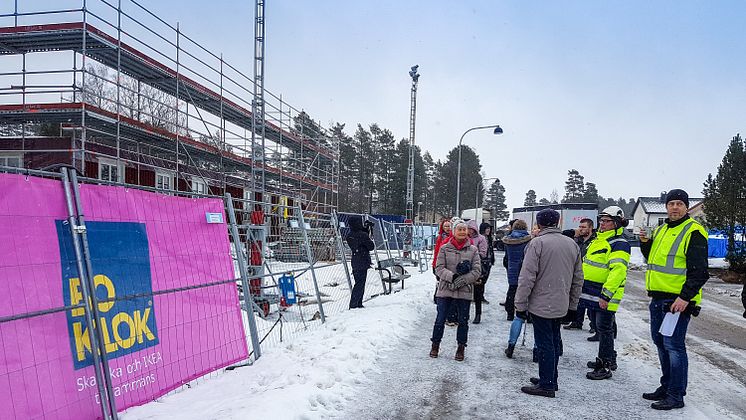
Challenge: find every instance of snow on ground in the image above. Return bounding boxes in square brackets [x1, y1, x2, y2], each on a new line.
[123, 253, 745, 420]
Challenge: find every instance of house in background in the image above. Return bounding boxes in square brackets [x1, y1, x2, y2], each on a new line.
[631, 193, 703, 229]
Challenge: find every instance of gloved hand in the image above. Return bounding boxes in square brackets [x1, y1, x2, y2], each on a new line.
[515, 310, 528, 320]
[449, 275, 470, 291]
[450, 273, 460, 284]
[563, 309, 577, 324]
[456, 260, 472, 275]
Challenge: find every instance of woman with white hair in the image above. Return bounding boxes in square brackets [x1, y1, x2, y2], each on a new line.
[429, 220, 482, 361]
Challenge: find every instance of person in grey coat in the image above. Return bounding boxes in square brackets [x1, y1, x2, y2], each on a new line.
[430, 220, 482, 361]
[514, 209, 583, 398]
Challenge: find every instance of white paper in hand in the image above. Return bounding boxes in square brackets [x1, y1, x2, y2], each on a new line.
[659, 312, 680, 337]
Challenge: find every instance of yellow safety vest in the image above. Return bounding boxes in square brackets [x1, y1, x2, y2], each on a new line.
[581, 227, 630, 312]
[645, 218, 707, 305]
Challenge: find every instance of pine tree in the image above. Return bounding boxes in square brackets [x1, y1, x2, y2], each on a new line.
[421, 152, 436, 222]
[392, 139, 412, 215]
[370, 124, 395, 212]
[332, 123, 356, 212]
[524, 189, 538, 206]
[484, 179, 509, 220]
[353, 124, 375, 213]
[702, 134, 746, 271]
[584, 182, 599, 204]
[563, 169, 586, 203]
[539, 198, 550, 205]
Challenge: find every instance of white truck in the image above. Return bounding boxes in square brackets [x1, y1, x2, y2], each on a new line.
[460, 207, 491, 225]
[511, 203, 598, 231]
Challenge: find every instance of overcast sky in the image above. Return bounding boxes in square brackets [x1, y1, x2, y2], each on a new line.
[13, 1, 746, 211]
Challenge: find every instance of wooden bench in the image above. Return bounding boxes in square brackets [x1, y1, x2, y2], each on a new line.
[375, 258, 411, 294]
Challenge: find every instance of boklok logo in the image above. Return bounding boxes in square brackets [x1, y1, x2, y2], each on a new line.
[56, 221, 159, 370]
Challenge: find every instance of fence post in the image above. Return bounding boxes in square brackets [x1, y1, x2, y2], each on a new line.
[331, 210, 353, 291]
[62, 168, 116, 420]
[225, 193, 262, 360]
[297, 205, 326, 323]
[371, 218, 390, 294]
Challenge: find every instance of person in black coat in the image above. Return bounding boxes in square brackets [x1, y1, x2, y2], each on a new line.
[347, 216, 375, 309]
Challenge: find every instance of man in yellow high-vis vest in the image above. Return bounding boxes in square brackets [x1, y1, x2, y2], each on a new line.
[639, 189, 709, 411]
[580, 206, 630, 381]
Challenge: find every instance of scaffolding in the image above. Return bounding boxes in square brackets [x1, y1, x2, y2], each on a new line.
[0, 0, 339, 214]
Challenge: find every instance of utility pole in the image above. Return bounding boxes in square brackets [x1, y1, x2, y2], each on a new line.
[405, 65, 420, 221]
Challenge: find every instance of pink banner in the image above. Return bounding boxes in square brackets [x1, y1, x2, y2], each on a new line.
[0, 173, 248, 419]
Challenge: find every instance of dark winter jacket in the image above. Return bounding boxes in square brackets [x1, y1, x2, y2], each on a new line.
[502, 229, 532, 286]
[346, 216, 375, 271]
[480, 222, 496, 265]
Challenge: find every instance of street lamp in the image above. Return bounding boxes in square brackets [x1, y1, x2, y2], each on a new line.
[476, 177, 499, 221]
[416, 201, 423, 222]
[455, 125, 503, 215]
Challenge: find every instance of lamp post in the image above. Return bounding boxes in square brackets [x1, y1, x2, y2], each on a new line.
[476, 177, 499, 221]
[416, 201, 423, 222]
[455, 124, 503, 216]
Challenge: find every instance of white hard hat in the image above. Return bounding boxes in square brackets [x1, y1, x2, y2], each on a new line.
[600, 206, 625, 219]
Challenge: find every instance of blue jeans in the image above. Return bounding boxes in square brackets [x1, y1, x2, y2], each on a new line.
[649, 299, 691, 402]
[508, 317, 525, 345]
[432, 297, 471, 345]
[594, 309, 616, 362]
[531, 313, 562, 391]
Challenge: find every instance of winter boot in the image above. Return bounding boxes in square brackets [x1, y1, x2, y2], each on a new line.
[651, 398, 685, 410]
[520, 385, 555, 398]
[587, 358, 617, 371]
[473, 313, 481, 324]
[563, 322, 582, 330]
[587, 334, 600, 342]
[530, 377, 558, 391]
[504, 344, 515, 359]
[455, 344, 466, 361]
[642, 387, 667, 401]
[429, 342, 440, 358]
[586, 357, 613, 380]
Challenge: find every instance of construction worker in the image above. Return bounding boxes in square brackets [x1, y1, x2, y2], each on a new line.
[639, 189, 709, 410]
[580, 206, 630, 380]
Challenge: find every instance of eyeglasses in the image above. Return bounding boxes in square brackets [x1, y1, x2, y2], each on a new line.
[599, 218, 614, 224]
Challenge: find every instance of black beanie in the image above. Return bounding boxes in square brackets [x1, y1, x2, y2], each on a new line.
[536, 209, 560, 227]
[665, 189, 689, 207]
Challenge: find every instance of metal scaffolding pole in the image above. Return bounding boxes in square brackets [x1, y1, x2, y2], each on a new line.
[405, 65, 419, 221]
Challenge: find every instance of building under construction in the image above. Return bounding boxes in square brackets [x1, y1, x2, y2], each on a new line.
[0, 1, 339, 214]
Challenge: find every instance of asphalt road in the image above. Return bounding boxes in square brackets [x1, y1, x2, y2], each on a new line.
[623, 269, 746, 388]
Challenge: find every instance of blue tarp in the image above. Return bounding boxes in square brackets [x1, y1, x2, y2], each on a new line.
[708, 226, 745, 258]
[708, 237, 727, 258]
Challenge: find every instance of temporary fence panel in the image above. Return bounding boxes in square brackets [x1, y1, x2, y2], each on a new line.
[225, 198, 355, 355]
[0, 171, 248, 419]
[337, 212, 388, 300]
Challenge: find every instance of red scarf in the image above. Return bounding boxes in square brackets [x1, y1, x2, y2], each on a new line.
[450, 236, 469, 250]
